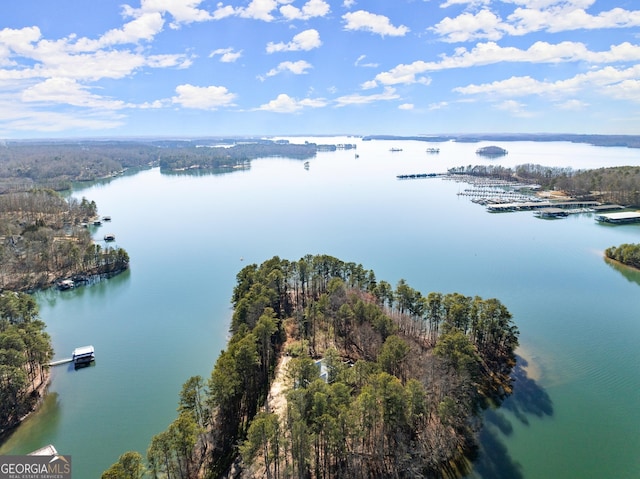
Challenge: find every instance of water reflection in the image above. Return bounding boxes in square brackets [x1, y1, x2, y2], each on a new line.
[39, 269, 132, 308]
[501, 357, 554, 422]
[0, 393, 61, 455]
[604, 257, 640, 287]
[471, 425, 524, 479]
[468, 355, 553, 479]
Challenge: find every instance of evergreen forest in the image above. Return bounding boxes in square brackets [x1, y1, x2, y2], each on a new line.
[0, 292, 53, 436]
[103, 254, 519, 479]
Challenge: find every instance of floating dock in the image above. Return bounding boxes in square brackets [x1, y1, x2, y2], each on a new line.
[596, 211, 640, 224]
[396, 172, 446, 179]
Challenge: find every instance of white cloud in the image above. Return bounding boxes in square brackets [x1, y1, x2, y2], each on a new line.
[343, 11, 410, 37]
[440, 0, 491, 7]
[370, 63, 432, 87]
[240, 0, 278, 21]
[213, 0, 280, 22]
[428, 101, 449, 110]
[432, 2, 640, 42]
[280, 0, 330, 20]
[507, 3, 640, 35]
[97, 12, 165, 46]
[127, 0, 213, 27]
[172, 83, 236, 109]
[0, 96, 125, 133]
[334, 86, 400, 107]
[603, 79, 640, 102]
[266, 29, 322, 53]
[212, 5, 237, 20]
[0, 24, 192, 83]
[432, 9, 503, 43]
[22, 78, 129, 109]
[454, 65, 640, 103]
[557, 99, 588, 110]
[257, 93, 326, 112]
[343, 0, 356, 8]
[495, 99, 534, 118]
[398, 103, 414, 110]
[210, 48, 242, 62]
[266, 60, 313, 77]
[354, 54, 378, 68]
[365, 41, 640, 88]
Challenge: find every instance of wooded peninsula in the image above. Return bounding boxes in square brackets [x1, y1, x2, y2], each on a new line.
[605, 243, 640, 270]
[103, 255, 519, 479]
[0, 139, 341, 193]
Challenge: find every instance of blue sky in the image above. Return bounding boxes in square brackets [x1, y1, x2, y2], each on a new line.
[1, 0, 639, 138]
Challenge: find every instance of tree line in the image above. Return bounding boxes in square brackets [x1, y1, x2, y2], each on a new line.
[605, 243, 640, 270]
[0, 142, 159, 193]
[0, 140, 325, 193]
[103, 254, 519, 479]
[448, 164, 640, 206]
[0, 292, 53, 436]
[158, 143, 318, 172]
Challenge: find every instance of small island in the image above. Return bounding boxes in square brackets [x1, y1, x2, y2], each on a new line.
[476, 145, 508, 158]
[103, 255, 519, 479]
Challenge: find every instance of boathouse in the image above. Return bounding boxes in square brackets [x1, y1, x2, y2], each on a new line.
[72, 345, 95, 365]
[595, 211, 640, 224]
[534, 208, 568, 219]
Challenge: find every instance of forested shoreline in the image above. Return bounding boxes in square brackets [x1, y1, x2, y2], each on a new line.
[0, 140, 329, 193]
[0, 189, 129, 440]
[103, 255, 519, 479]
[605, 243, 640, 270]
[0, 292, 53, 438]
[0, 190, 129, 292]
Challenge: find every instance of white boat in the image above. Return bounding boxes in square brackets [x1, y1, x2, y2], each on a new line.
[57, 279, 74, 290]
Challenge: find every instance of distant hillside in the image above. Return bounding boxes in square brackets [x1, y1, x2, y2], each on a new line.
[362, 134, 640, 148]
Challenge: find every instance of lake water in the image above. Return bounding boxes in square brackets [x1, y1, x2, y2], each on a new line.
[1, 138, 639, 478]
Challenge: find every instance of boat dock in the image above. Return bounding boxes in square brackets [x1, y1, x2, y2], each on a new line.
[49, 358, 73, 366]
[49, 345, 95, 367]
[396, 172, 446, 179]
[596, 211, 640, 224]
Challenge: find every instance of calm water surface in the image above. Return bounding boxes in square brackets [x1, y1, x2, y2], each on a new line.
[1, 138, 639, 478]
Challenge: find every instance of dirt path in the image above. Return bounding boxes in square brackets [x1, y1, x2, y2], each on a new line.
[266, 355, 292, 418]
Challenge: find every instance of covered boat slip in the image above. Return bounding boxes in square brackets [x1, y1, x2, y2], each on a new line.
[72, 345, 95, 365]
[596, 211, 640, 224]
[486, 200, 600, 213]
